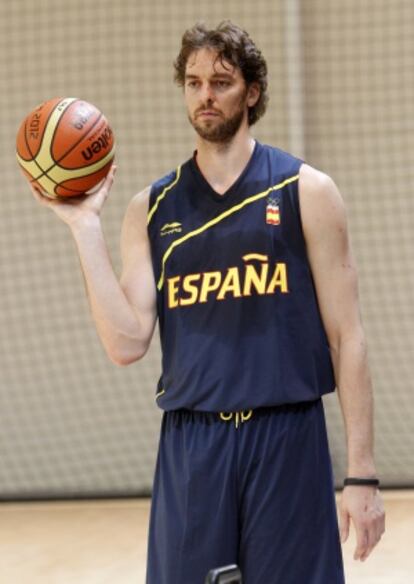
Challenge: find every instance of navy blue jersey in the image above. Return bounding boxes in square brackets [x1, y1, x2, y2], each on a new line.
[147, 141, 336, 411]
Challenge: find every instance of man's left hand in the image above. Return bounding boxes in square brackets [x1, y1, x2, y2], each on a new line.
[339, 486, 385, 561]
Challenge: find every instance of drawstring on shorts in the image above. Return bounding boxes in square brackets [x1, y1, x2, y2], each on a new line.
[218, 409, 253, 428]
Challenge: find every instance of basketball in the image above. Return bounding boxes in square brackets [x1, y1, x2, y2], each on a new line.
[16, 97, 115, 199]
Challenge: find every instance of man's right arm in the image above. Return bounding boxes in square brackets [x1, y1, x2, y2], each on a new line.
[69, 186, 157, 366]
[28, 167, 157, 365]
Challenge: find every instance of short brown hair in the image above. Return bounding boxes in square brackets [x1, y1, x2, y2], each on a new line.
[174, 21, 269, 126]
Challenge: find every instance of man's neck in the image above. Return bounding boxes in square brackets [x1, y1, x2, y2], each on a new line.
[194, 131, 256, 195]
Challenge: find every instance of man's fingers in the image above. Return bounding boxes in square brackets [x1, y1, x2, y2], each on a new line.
[353, 521, 369, 560]
[104, 163, 117, 184]
[29, 183, 53, 206]
[359, 527, 376, 561]
[354, 519, 383, 561]
[105, 163, 117, 191]
[93, 163, 117, 202]
[360, 515, 385, 560]
[339, 508, 350, 543]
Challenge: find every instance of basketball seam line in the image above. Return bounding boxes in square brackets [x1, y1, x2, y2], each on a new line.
[23, 119, 50, 182]
[40, 159, 114, 195]
[20, 97, 67, 165]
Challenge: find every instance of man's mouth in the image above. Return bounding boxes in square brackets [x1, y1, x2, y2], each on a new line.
[197, 110, 220, 117]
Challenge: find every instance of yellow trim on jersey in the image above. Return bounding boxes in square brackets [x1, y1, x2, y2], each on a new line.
[155, 388, 165, 399]
[157, 174, 300, 290]
[147, 166, 182, 225]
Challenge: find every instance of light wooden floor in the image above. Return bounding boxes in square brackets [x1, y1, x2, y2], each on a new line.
[1, 490, 413, 583]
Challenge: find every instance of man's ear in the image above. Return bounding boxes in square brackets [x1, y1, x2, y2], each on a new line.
[247, 82, 260, 107]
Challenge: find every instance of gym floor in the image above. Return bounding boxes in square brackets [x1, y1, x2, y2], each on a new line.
[0, 490, 412, 583]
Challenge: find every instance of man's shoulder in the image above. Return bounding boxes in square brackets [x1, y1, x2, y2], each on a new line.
[298, 164, 347, 241]
[146, 156, 194, 227]
[258, 142, 304, 173]
[150, 156, 193, 196]
[298, 163, 337, 194]
[151, 167, 180, 193]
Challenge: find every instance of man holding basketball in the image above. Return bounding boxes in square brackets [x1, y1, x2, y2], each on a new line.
[29, 21, 385, 584]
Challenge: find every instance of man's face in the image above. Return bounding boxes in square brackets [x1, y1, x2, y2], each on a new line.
[184, 48, 257, 143]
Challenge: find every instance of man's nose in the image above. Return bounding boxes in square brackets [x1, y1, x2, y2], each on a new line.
[199, 82, 215, 104]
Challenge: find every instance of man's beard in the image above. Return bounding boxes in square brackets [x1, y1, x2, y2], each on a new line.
[189, 95, 247, 144]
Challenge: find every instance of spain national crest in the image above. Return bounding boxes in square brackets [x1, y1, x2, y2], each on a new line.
[266, 194, 281, 225]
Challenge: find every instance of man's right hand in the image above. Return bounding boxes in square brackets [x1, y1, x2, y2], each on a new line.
[28, 164, 117, 229]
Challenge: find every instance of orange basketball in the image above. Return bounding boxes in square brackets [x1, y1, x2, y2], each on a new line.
[16, 97, 115, 198]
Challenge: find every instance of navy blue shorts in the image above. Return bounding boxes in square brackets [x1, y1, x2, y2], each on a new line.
[146, 398, 345, 583]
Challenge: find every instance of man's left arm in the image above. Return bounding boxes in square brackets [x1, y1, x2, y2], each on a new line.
[298, 163, 385, 562]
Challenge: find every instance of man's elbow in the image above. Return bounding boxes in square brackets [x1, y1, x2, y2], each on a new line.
[107, 341, 150, 367]
[329, 325, 367, 354]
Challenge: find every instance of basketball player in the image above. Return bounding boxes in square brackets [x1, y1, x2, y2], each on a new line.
[29, 21, 385, 584]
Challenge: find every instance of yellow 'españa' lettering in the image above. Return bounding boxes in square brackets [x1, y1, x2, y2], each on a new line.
[266, 263, 288, 293]
[242, 253, 268, 262]
[199, 272, 222, 303]
[243, 262, 269, 296]
[216, 267, 242, 300]
[180, 274, 201, 305]
[166, 257, 289, 308]
[167, 276, 181, 308]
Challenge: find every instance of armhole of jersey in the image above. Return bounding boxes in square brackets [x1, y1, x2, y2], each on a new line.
[147, 166, 181, 227]
[288, 159, 307, 244]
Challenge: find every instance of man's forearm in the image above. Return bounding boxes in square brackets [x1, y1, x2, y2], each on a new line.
[331, 332, 377, 476]
[70, 215, 144, 364]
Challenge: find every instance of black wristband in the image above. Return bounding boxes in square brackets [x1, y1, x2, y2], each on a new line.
[343, 477, 380, 487]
